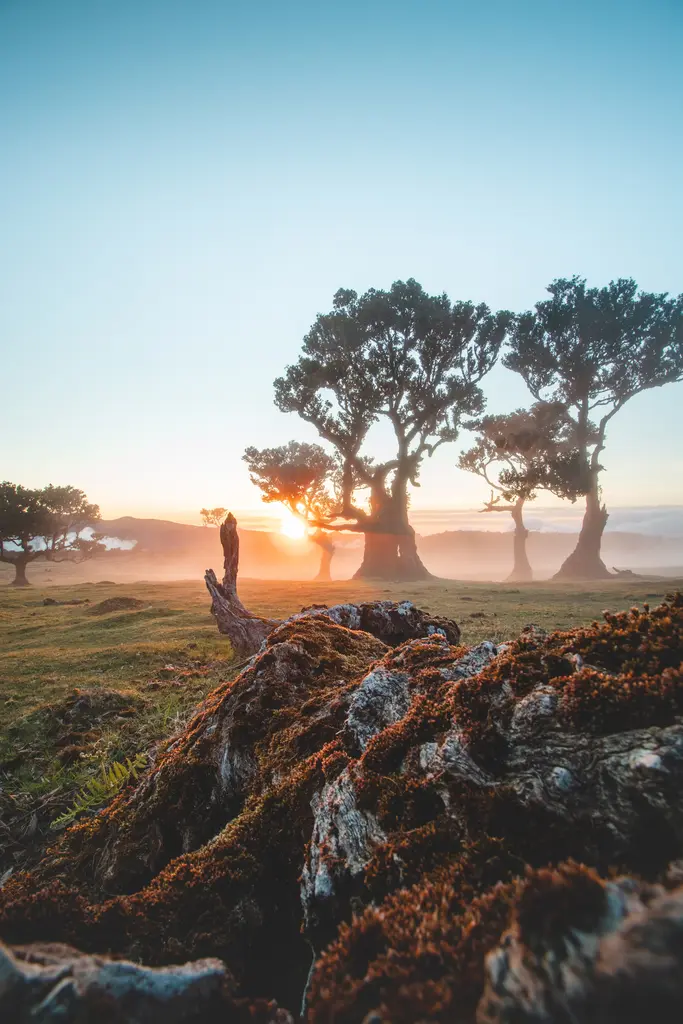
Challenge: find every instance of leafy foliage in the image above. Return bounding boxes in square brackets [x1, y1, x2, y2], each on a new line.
[243, 441, 339, 524]
[200, 507, 227, 527]
[459, 402, 596, 510]
[0, 482, 103, 580]
[504, 277, 683, 501]
[274, 279, 512, 527]
[50, 753, 148, 829]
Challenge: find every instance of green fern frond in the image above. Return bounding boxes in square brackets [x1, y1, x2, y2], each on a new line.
[51, 752, 148, 829]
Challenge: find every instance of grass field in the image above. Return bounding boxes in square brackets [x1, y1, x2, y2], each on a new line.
[1, 575, 681, 871]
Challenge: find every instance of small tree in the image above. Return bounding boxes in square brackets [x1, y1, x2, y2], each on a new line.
[505, 277, 683, 579]
[459, 404, 584, 582]
[200, 507, 228, 528]
[274, 279, 511, 580]
[243, 442, 339, 581]
[0, 483, 103, 586]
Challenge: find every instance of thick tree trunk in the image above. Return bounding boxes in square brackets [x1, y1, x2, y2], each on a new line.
[506, 499, 532, 583]
[554, 484, 612, 580]
[10, 559, 30, 587]
[353, 485, 432, 582]
[204, 513, 279, 656]
[312, 532, 334, 582]
[354, 531, 402, 580]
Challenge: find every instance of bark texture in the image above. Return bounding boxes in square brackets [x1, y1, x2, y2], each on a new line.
[2, 596, 683, 1022]
[555, 485, 612, 580]
[204, 514, 278, 655]
[507, 499, 532, 582]
[353, 485, 432, 581]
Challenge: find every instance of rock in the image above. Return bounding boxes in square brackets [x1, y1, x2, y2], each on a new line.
[0, 939, 291, 1023]
[478, 866, 683, 1024]
[297, 600, 461, 647]
[1, 595, 683, 1022]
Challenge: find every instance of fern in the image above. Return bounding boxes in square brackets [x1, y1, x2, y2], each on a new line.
[51, 752, 148, 829]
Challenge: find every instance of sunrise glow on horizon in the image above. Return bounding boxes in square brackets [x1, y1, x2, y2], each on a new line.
[1, 0, 682, 521]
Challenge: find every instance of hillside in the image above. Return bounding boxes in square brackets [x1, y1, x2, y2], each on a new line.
[88, 517, 683, 582]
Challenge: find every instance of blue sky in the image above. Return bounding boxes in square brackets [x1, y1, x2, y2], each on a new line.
[1, 0, 682, 526]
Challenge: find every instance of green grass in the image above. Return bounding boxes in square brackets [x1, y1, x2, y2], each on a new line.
[1, 575, 681, 866]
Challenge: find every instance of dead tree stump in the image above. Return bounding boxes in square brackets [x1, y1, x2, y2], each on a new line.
[204, 513, 279, 656]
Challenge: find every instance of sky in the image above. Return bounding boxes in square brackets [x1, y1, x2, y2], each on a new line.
[1, 0, 682, 531]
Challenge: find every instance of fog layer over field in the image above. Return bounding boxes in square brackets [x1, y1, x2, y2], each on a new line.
[2, 509, 682, 586]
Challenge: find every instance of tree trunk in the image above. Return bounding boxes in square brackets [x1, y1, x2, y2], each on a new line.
[353, 484, 432, 582]
[10, 559, 30, 587]
[554, 484, 612, 580]
[506, 499, 532, 583]
[312, 532, 334, 582]
[354, 530, 403, 580]
[204, 513, 279, 656]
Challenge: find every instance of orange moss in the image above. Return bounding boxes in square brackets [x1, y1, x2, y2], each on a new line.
[2, 597, 683, 1018]
[449, 593, 683, 763]
[307, 859, 623, 1024]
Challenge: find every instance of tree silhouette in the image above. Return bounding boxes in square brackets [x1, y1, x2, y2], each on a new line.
[274, 279, 510, 580]
[243, 441, 339, 580]
[200, 508, 228, 528]
[0, 483, 103, 586]
[505, 277, 683, 579]
[459, 403, 584, 582]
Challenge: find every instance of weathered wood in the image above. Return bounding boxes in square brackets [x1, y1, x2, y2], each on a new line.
[204, 513, 279, 656]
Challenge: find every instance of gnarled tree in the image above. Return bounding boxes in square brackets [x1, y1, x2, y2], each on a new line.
[505, 277, 683, 579]
[243, 441, 339, 581]
[274, 279, 510, 580]
[459, 403, 585, 582]
[0, 482, 103, 586]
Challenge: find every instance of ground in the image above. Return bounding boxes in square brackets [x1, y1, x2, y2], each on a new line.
[1, 574, 681, 873]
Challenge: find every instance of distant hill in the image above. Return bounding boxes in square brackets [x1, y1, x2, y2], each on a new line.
[92, 516, 683, 581]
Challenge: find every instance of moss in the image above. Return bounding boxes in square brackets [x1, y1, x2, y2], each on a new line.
[448, 593, 683, 766]
[16, 617, 386, 897]
[307, 851, 519, 1023]
[2, 596, 683, 1018]
[307, 859, 626, 1024]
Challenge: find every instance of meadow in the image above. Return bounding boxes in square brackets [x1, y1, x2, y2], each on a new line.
[1, 574, 681, 874]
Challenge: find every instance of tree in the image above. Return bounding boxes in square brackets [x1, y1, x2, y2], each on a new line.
[274, 279, 511, 580]
[505, 277, 683, 579]
[0, 483, 103, 586]
[458, 403, 584, 582]
[201, 507, 228, 528]
[243, 441, 339, 581]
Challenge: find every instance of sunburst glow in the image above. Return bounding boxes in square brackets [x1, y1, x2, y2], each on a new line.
[279, 510, 307, 540]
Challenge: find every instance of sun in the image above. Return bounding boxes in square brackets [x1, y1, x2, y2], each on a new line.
[279, 510, 307, 540]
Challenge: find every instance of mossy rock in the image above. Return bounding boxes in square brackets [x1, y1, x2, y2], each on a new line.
[1, 596, 683, 1021]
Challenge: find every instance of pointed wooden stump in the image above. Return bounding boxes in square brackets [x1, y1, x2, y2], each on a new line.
[204, 513, 280, 656]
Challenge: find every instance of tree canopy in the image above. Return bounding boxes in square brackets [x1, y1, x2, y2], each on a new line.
[243, 441, 339, 525]
[459, 402, 583, 505]
[243, 442, 341, 580]
[273, 279, 511, 578]
[275, 279, 511, 514]
[505, 277, 683, 496]
[200, 507, 228, 527]
[0, 483, 103, 585]
[504, 277, 683, 577]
